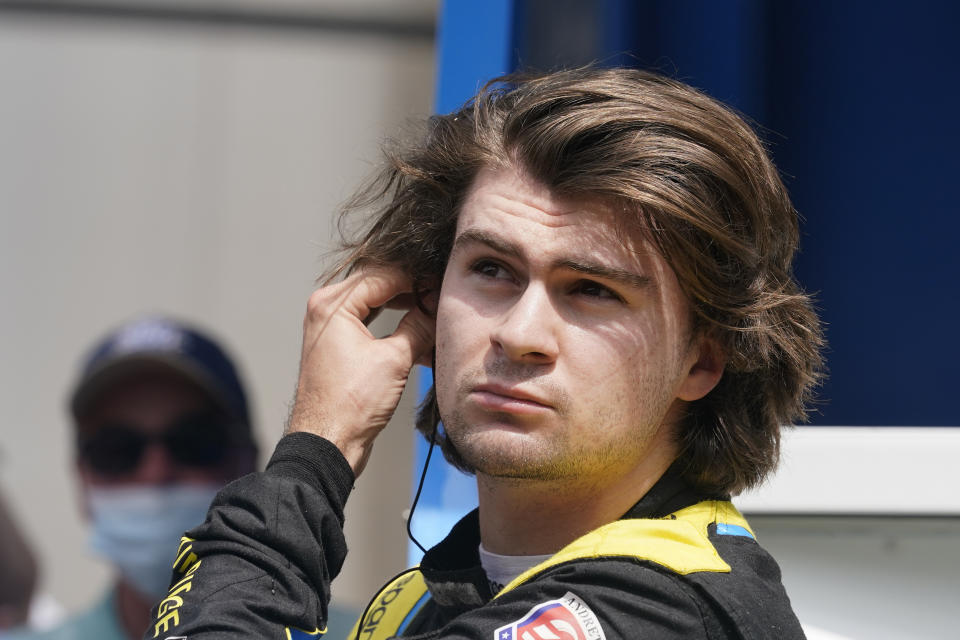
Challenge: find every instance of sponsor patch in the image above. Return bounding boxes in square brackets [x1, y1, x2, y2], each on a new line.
[494, 592, 606, 640]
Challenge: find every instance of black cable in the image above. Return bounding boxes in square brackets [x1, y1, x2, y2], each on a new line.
[406, 419, 439, 555]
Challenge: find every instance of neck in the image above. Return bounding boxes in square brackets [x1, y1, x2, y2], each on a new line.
[476, 447, 676, 556]
[114, 579, 153, 640]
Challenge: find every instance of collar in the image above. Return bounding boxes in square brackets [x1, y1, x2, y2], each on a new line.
[418, 467, 715, 613]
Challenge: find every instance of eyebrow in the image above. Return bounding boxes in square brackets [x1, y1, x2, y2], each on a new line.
[451, 228, 655, 291]
[557, 258, 654, 290]
[452, 229, 523, 259]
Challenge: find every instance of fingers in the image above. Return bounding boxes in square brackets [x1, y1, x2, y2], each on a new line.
[290, 264, 438, 476]
[364, 293, 421, 329]
[383, 305, 437, 370]
[340, 267, 419, 322]
[303, 267, 411, 344]
[306, 266, 428, 337]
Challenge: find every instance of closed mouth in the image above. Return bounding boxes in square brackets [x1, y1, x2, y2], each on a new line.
[470, 383, 554, 410]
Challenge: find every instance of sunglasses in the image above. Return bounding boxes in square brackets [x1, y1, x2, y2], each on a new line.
[78, 411, 234, 476]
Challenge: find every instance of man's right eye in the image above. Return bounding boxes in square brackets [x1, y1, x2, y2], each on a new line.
[470, 259, 508, 279]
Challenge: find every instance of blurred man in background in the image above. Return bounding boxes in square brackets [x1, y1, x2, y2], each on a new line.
[7, 316, 258, 640]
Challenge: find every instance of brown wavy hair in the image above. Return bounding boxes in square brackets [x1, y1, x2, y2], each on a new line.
[333, 67, 824, 495]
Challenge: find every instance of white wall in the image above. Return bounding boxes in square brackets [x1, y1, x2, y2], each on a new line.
[750, 515, 960, 640]
[737, 427, 960, 640]
[0, 4, 434, 616]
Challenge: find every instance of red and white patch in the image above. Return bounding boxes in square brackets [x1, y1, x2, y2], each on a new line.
[494, 592, 606, 640]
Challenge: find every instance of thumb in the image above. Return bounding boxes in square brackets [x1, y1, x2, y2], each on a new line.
[383, 306, 436, 370]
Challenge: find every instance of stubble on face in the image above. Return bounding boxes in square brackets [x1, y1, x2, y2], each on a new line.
[437, 353, 679, 485]
[439, 359, 572, 481]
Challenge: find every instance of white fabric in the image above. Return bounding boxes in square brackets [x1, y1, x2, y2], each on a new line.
[478, 544, 552, 595]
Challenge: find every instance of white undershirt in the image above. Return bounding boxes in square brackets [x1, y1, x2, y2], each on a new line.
[478, 544, 553, 595]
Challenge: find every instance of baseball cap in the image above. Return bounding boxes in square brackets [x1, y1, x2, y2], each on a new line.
[70, 316, 253, 442]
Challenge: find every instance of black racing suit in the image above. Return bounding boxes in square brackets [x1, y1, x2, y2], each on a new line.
[144, 433, 805, 640]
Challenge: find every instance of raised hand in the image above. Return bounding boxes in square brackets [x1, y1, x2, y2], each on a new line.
[286, 267, 436, 476]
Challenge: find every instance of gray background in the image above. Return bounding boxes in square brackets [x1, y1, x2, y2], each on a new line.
[0, 0, 434, 614]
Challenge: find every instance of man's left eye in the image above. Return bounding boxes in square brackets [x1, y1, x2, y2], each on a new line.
[572, 280, 622, 301]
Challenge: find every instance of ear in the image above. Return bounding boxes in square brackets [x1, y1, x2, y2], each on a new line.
[677, 334, 726, 402]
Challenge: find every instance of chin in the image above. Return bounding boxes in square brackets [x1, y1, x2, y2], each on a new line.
[450, 431, 572, 481]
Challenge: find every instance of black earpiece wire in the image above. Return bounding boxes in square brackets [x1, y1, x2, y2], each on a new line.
[406, 418, 438, 554]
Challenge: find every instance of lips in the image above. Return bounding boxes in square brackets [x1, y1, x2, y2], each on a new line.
[469, 383, 554, 414]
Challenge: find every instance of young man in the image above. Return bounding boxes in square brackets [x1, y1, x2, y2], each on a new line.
[147, 68, 822, 639]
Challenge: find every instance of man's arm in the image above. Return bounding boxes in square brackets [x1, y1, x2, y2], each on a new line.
[144, 267, 435, 640]
[146, 433, 353, 640]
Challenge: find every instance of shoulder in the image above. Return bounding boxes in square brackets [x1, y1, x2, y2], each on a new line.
[493, 500, 803, 639]
[687, 522, 805, 639]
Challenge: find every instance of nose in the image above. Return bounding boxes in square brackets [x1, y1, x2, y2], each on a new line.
[133, 442, 178, 485]
[490, 283, 559, 364]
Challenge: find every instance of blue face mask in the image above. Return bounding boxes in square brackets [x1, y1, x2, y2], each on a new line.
[87, 485, 220, 600]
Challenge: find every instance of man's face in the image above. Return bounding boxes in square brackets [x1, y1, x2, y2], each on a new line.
[77, 372, 239, 488]
[434, 167, 722, 488]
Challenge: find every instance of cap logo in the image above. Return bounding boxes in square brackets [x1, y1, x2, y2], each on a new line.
[111, 320, 186, 355]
